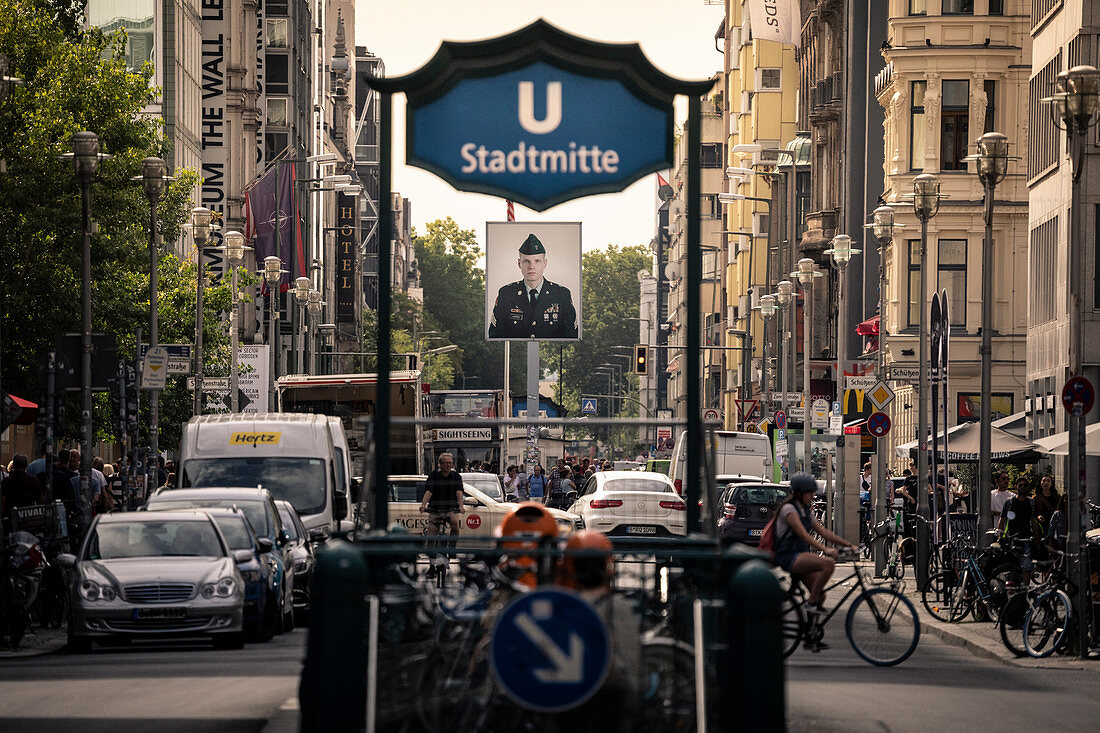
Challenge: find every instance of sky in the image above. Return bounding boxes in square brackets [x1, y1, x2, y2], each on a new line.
[355, 1, 725, 252]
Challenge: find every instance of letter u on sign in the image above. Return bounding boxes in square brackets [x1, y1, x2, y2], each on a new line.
[518, 81, 562, 134]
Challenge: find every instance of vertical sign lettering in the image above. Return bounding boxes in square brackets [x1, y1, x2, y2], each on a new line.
[336, 192, 358, 322]
[201, 0, 227, 281]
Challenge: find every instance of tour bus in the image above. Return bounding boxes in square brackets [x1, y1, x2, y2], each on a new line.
[425, 389, 505, 472]
[175, 413, 350, 536]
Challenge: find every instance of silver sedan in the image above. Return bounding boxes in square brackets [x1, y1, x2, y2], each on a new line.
[58, 511, 246, 651]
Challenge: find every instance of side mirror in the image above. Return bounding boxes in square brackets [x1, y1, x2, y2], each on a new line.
[56, 553, 78, 569]
[232, 549, 253, 564]
[308, 527, 329, 543]
[504, 493, 518, 503]
[463, 495, 478, 506]
[256, 537, 275, 553]
[350, 477, 362, 503]
[333, 488, 349, 521]
[278, 529, 292, 546]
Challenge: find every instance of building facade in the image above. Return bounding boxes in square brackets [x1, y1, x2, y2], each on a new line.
[876, 0, 1030, 468]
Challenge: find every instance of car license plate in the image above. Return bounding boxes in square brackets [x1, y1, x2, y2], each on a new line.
[627, 526, 657, 535]
[134, 607, 186, 620]
[749, 528, 764, 537]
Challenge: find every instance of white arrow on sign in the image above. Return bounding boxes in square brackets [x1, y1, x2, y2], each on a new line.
[514, 612, 584, 684]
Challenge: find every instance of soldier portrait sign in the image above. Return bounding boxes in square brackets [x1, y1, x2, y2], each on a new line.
[485, 221, 581, 341]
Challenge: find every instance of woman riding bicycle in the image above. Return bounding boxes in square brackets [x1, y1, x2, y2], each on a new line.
[775, 473, 856, 615]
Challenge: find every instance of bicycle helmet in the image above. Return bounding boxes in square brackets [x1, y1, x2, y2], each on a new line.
[790, 472, 818, 495]
[499, 502, 560, 587]
[557, 530, 614, 590]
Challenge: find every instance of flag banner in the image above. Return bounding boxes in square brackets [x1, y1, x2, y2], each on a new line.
[656, 172, 674, 202]
[245, 161, 304, 291]
[747, 0, 802, 48]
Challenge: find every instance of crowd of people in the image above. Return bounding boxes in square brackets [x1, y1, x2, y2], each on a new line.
[502, 456, 614, 506]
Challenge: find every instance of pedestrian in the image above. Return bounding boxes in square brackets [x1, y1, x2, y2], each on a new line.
[1, 453, 44, 531]
[549, 458, 564, 499]
[527, 464, 548, 504]
[999, 476, 1036, 582]
[990, 471, 1013, 525]
[1033, 474, 1059, 536]
[504, 465, 522, 499]
[559, 466, 576, 502]
[51, 449, 78, 504]
[859, 464, 872, 499]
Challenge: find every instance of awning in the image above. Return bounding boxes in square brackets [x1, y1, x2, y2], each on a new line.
[1, 393, 38, 429]
[895, 421, 1038, 463]
[1032, 423, 1100, 457]
[856, 315, 880, 336]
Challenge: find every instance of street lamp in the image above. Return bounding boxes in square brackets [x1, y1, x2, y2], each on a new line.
[263, 255, 286, 410]
[909, 173, 943, 588]
[755, 295, 777, 417]
[189, 206, 215, 416]
[796, 258, 816, 474]
[1042, 64, 1100, 656]
[963, 133, 1012, 548]
[307, 289, 323, 375]
[775, 280, 794, 475]
[294, 276, 311, 375]
[825, 234, 861, 538]
[68, 131, 105, 529]
[138, 157, 169, 472]
[864, 205, 905, 575]
[222, 231, 251, 412]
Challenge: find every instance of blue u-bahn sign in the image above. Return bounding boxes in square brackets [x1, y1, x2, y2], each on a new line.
[369, 20, 711, 211]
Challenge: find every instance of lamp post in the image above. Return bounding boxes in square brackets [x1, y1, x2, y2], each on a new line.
[294, 276, 311, 375]
[263, 256, 285, 410]
[189, 206, 215, 416]
[796, 259, 815, 474]
[825, 234, 861, 537]
[318, 323, 336, 375]
[864, 205, 904, 575]
[307, 289, 323, 375]
[775, 281, 794, 479]
[966, 133, 1011, 547]
[222, 231, 251, 412]
[911, 173, 942, 588]
[139, 157, 168, 469]
[1043, 64, 1100, 656]
[755, 295, 777, 418]
[69, 131, 103, 530]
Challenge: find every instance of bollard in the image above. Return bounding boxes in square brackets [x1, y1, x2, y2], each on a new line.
[721, 555, 786, 732]
[299, 538, 370, 732]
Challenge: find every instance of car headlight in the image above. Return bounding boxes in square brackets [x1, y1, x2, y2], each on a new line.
[201, 577, 239, 599]
[240, 569, 261, 583]
[79, 580, 117, 602]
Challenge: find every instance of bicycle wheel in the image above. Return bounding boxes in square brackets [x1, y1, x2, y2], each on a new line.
[1023, 590, 1072, 659]
[780, 589, 806, 659]
[640, 638, 696, 733]
[845, 588, 921, 666]
[998, 592, 1031, 658]
[921, 570, 970, 622]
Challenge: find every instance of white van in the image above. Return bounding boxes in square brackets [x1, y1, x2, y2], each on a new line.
[176, 413, 350, 536]
[669, 430, 774, 496]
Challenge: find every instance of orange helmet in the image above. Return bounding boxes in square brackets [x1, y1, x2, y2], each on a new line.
[499, 502, 560, 587]
[557, 530, 614, 590]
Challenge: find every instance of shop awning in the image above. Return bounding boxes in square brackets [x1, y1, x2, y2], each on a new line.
[2, 393, 38, 427]
[895, 421, 1038, 463]
[856, 315, 880, 336]
[1032, 423, 1100, 457]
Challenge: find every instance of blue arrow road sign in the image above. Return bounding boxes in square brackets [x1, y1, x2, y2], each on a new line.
[581, 398, 597, 414]
[491, 587, 610, 712]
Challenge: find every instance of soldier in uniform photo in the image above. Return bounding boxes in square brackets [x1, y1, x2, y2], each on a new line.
[489, 233, 578, 339]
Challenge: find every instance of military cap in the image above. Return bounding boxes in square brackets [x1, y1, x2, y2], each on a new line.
[518, 233, 546, 256]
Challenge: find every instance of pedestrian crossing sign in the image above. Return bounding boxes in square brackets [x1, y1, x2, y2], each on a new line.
[581, 398, 598, 414]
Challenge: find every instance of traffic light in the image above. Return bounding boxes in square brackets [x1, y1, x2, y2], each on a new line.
[633, 344, 649, 375]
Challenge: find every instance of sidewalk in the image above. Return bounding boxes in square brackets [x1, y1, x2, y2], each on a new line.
[0, 624, 67, 659]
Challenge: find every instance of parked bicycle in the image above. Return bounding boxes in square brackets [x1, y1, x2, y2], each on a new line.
[921, 540, 1022, 624]
[781, 549, 921, 666]
[998, 552, 1068, 657]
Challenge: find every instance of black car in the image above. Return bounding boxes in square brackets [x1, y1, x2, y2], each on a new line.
[716, 482, 790, 545]
[275, 500, 315, 625]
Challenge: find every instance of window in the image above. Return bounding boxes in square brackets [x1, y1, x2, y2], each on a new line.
[909, 0, 927, 14]
[267, 54, 289, 94]
[1028, 56, 1061, 179]
[1031, 0, 1062, 29]
[907, 240, 922, 327]
[938, 239, 966, 326]
[700, 194, 720, 219]
[700, 143, 723, 168]
[940, 80, 969, 171]
[266, 0, 288, 15]
[266, 98, 288, 127]
[942, 0, 974, 13]
[753, 212, 770, 236]
[910, 81, 926, 171]
[989, 0, 1003, 14]
[1030, 217, 1057, 323]
[983, 80, 996, 133]
[702, 251, 718, 280]
[265, 132, 288, 161]
[267, 19, 288, 48]
[758, 68, 782, 91]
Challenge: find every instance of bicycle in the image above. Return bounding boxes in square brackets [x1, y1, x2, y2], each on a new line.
[997, 552, 1066, 657]
[1021, 565, 1077, 659]
[921, 541, 1021, 623]
[862, 508, 912, 582]
[781, 549, 921, 666]
[423, 510, 460, 587]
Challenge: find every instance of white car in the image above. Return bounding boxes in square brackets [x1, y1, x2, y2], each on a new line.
[460, 472, 505, 502]
[568, 471, 686, 537]
[384, 475, 579, 539]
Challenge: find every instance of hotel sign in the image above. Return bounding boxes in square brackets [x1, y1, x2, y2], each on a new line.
[335, 191, 357, 322]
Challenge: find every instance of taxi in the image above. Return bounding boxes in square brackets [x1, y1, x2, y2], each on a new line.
[386, 475, 580, 538]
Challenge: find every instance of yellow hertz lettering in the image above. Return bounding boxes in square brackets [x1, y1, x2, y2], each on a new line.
[229, 432, 281, 447]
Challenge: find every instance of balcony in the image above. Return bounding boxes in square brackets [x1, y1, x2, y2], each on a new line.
[809, 72, 843, 123]
[800, 208, 838, 254]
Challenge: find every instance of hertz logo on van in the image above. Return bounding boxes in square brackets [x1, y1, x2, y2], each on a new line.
[229, 432, 281, 447]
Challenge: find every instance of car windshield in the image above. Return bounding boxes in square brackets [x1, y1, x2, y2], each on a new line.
[603, 479, 672, 493]
[463, 475, 502, 501]
[212, 515, 253, 551]
[728, 486, 788, 505]
[276, 507, 300, 541]
[147, 499, 270, 538]
[180, 457, 327, 516]
[389, 481, 425, 502]
[87, 520, 224, 559]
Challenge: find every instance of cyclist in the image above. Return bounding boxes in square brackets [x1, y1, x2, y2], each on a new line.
[420, 452, 464, 574]
[774, 473, 856, 616]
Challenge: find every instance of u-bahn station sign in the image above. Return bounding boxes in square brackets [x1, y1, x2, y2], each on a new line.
[368, 19, 712, 211]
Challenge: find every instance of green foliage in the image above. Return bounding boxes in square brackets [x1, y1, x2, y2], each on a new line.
[361, 294, 456, 389]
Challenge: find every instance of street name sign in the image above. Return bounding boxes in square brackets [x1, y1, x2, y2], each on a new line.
[888, 365, 920, 382]
[139, 343, 192, 375]
[492, 587, 610, 712]
[846, 376, 877, 390]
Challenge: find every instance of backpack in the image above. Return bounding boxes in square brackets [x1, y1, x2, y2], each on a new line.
[758, 516, 778, 558]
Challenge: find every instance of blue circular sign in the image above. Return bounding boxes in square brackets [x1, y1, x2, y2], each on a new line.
[774, 410, 786, 429]
[1062, 376, 1095, 416]
[491, 587, 610, 712]
[867, 411, 891, 438]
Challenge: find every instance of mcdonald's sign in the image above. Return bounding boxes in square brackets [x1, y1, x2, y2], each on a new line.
[843, 389, 874, 421]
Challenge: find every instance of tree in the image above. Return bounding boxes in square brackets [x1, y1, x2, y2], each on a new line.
[362, 294, 456, 389]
